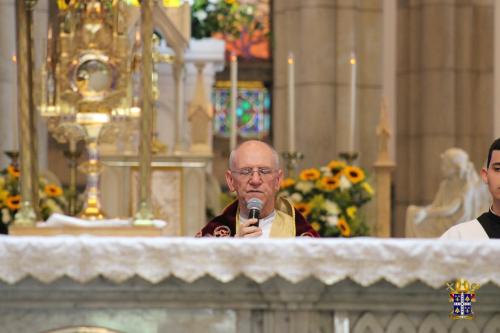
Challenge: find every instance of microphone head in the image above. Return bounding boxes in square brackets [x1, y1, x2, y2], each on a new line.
[247, 198, 263, 212]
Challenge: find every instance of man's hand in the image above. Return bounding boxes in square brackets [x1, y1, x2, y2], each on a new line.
[236, 219, 262, 237]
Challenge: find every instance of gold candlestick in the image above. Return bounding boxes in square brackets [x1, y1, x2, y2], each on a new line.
[338, 152, 359, 165]
[282, 151, 304, 178]
[13, 0, 39, 226]
[134, 0, 155, 225]
[63, 142, 82, 216]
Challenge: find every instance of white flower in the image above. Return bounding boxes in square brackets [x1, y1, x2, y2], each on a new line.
[339, 175, 352, 191]
[193, 10, 207, 22]
[296, 181, 314, 193]
[206, 3, 215, 11]
[324, 200, 340, 215]
[2, 208, 11, 224]
[320, 166, 332, 177]
[326, 215, 338, 227]
[45, 199, 63, 214]
[208, 0, 218, 3]
[291, 193, 303, 203]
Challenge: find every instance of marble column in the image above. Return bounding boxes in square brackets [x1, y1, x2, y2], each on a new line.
[0, 0, 48, 170]
[395, 0, 493, 236]
[273, 0, 336, 169]
[0, 0, 19, 168]
[273, 1, 383, 172]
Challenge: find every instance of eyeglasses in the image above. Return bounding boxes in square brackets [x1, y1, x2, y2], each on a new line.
[231, 167, 276, 179]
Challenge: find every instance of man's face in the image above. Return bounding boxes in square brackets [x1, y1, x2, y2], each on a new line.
[482, 150, 500, 201]
[225, 142, 283, 216]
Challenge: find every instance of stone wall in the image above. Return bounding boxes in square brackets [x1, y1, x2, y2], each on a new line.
[395, 0, 494, 236]
[273, 0, 383, 171]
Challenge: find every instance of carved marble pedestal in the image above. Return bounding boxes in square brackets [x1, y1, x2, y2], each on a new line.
[100, 154, 211, 236]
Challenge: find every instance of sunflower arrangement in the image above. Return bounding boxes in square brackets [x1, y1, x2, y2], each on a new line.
[279, 160, 374, 237]
[0, 164, 67, 227]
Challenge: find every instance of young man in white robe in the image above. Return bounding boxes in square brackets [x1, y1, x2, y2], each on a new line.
[441, 138, 500, 240]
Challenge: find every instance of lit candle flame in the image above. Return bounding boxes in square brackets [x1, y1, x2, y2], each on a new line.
[12, 54, 16, 63]
[350, 57, 356, 65]
[230, 53, 237, 62]
[288, 56, 294, 65]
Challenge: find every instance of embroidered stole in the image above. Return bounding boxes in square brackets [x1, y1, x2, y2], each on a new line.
[235, 198, 296, 238]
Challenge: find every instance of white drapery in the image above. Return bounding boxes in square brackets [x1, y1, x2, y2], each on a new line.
[0, 236, 498, 288]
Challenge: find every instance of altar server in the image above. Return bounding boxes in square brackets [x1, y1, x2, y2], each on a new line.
[441, 138, 500, 239]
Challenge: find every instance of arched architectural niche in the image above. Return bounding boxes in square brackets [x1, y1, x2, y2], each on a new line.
[449, 320, 480, 333]
[387, 312, 416, 333]
[417, 314, 446, 333]
[41, 326, 123, 333]
[484, 314, 500, 333]
[352, 313, 384, 333]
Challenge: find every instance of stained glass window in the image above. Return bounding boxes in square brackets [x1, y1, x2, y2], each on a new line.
[212, 81, 271, 138]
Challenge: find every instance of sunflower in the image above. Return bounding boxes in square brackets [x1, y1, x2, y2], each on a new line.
[346, 206, 357, 219]
[327, 160, 346, 176]
[362, 182, 374, 195]
[343, 166, 365, 184]
[337, 218, 351, 237]
[294, 202, 312, 217]
[44, 184, 63, 197]
[319, 176, 339, 191]
[162, 0, 181, 6]
[57, 0, 76, 10]
[0, 189, 9, 201]
[7, 165, 20, 178]
[310, 221, 321, 232]
[280, 178, 296, 189]
[299, 168, 321, 181]
[6, 195, 21, 210]
[0, 190, 9, 203]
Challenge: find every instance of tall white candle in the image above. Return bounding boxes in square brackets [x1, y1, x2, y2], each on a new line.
[229, 53, 238, 151]
[12, 53, 18, 151]
[349, 52, 357, 152]
[287, 52, 295, 152]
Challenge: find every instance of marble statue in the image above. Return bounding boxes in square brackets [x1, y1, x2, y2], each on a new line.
[406, 148, 490, 238]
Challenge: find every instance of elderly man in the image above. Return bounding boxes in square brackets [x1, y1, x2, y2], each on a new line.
[197, 140, 319, 238]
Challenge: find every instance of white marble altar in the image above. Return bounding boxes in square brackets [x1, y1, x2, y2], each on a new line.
[155, 38, 225, 154]
[100, 154, 211, 237]
[1, 237, 500, 332]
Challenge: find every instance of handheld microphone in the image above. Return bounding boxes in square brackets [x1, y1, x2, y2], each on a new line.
[247, 198, 263, 226]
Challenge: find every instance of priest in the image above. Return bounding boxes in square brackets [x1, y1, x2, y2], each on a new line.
[441, 138, 500, 239]
[197, 140, 319, 238]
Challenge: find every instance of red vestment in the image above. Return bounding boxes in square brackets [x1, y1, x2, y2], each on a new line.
[196, 199, 320, 238]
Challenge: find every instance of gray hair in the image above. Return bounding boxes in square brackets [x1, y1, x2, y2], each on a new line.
[229, 140, 281, 170]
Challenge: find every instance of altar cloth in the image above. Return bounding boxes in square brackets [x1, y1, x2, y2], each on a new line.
[0, 236, 498, 288]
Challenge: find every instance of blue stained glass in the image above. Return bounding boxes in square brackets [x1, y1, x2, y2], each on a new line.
[212, 81, 271, 139]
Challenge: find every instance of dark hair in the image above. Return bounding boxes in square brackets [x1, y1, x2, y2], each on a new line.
[487, 138, 500, 168]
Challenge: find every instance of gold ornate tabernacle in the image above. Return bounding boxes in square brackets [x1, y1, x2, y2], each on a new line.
[12, 0, 191, 235]
[40, 0, 139, 220]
